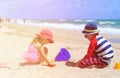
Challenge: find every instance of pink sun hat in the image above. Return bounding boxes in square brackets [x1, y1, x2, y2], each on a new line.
[36, 29, 54, 43]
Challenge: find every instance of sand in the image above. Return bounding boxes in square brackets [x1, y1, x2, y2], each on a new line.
[0, 22, 120, 78]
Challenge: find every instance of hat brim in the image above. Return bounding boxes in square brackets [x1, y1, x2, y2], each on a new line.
[82, 30, 99, 34]
[36, 34, 54, 43]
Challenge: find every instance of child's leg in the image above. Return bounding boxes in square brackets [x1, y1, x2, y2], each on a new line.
[77, 57, 108, 68]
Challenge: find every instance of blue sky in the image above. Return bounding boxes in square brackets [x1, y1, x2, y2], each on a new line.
[0, 0, 120, 19]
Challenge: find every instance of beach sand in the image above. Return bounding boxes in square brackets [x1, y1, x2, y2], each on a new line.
[0, 22, 120, 78]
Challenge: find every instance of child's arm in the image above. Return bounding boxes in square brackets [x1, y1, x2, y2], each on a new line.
[39, 47, 55, 67]
[35, 43, 55, 67]
[84, 37, 97, 59]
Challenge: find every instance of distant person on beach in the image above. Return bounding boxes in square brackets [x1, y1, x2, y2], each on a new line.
[23, 19, 26, 23]
[77, 22, 114, 68]
[22, 29, 55, 67]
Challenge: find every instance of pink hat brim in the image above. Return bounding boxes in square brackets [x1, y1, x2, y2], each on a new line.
[36, 34, 54, 43]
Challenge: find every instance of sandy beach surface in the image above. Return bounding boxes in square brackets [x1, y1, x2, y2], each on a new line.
[0, 22, 120, 78]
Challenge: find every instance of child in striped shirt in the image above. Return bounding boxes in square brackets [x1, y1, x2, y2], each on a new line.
[77, 22, 114, 68]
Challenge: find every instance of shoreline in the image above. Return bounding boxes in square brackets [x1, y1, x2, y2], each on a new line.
[1, 21, 120, 44]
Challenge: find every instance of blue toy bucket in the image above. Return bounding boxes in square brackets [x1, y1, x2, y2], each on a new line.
[55, 48, 71, 61]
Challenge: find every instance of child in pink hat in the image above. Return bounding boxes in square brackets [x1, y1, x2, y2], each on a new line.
[22, 29, 55, 67]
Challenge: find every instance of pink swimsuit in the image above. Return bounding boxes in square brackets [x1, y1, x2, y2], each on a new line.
[23, 44, 41, 63]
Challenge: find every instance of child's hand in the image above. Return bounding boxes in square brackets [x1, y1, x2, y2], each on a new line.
[48, 62, 56, 67]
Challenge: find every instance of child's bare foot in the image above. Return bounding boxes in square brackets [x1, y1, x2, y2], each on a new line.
[65, 61, 77, 67]
[47, 63, 56, 67]
[19, 62, 35, 66]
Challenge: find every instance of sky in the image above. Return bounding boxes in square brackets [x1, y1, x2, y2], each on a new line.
[0, 0, 120, 20]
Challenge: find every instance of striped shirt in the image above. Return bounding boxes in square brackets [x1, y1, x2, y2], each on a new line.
[84, 35, 114, 65]
[95, 36, 114, 64]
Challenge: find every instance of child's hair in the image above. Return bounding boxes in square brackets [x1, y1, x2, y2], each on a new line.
[32, 36, 40, 43]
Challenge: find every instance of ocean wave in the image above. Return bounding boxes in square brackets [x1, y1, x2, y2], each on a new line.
[25, 22, 120, 34]
[99, 21, 116, 25]
[98, 27, 120, 34]
[11, 19, 120, 35]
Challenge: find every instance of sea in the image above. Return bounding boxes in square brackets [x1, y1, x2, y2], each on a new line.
[14, 19, 120, 35]
[10, 19, 120, 43]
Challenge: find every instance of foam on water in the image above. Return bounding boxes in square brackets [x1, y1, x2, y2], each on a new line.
[15, 19, 120, 35]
